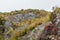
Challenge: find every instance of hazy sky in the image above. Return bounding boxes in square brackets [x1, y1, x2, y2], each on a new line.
[0, 0, 60, 12]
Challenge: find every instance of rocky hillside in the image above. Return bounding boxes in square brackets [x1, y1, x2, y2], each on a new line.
[0, 7, 60, 40]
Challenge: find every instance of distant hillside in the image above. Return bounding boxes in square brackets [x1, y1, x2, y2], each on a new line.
[0, 7, 60, 40]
